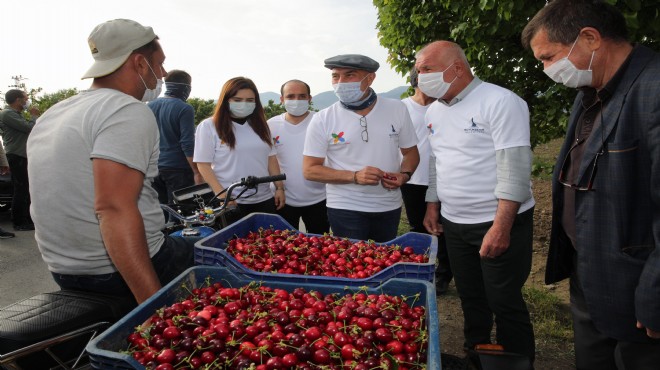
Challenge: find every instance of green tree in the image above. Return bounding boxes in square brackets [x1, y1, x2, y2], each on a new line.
[264, 99, 286, 120]
[188, 98, 216, 125]
[36, 88, 78, 113]
[372, 0, 659, 147]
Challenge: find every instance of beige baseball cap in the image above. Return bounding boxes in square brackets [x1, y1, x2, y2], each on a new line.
[81, 19, 157, 79]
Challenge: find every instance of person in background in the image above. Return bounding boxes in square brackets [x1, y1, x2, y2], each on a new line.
[194, 77, 284, 224]
[0, 139, 15, 238]
[148, 69, 202, 205]
[268, 80, 329, 234]
[27, 19, 196, 306]
[0, 89, 39, 231]
[401, 68, 453, 295]
[303, 54, 419, 242]
[522, 0, 660, 368]
[419, 41, 536, 362]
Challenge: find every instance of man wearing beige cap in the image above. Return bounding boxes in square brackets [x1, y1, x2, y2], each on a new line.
[303, 54, 419, 242]
[27, 19, 195, 306]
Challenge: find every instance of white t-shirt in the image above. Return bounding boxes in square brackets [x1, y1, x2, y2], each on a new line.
[194, 118, 276, 204]
[426, 82, 535, 224]
[268, 112, 326, 207]
[27, 88, 165, 275]
[401, 97, 432, 186]
[304, 98, 418, 212]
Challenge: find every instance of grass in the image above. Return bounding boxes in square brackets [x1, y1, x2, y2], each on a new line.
[523, 286, 574, 344]
[532, 138, 563, 180]
[397, 209, 412, 236]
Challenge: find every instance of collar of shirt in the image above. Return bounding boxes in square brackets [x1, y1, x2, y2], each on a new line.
[439, 77, 482, 107]
[580, 44, 637, 107]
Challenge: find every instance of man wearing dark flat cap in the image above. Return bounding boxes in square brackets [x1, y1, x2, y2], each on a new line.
[303, 54, 419, 242]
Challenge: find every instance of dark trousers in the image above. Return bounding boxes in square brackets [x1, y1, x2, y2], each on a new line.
[402, 183, 453, 284]
[152, 167, 195, 205]
[217, 197, 278, 227]
[327, 207, 401, 243]
[401, 183, 428, 233]
[277, 200, 330, 234]
[6, 154, 31, 226]
[51, 235, 196, 306]
[442, 207, 535, 360]
[570, 257, 660, 370]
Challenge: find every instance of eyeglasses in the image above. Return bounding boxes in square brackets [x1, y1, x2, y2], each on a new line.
[360, 116, 368, 142]
[558, 100, 606, 191]
[557, 139, 604, 191]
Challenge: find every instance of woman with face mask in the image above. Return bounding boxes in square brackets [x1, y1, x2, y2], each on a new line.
[194, 77, 285, 222]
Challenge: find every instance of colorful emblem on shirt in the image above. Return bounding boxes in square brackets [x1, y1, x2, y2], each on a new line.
[427, 123, 434, 135]
[272, 136, 280, 145]
[464, 118, 485, 134]
[332, 132, 345, 144]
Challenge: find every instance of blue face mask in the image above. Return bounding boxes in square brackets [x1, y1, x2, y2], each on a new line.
[165, 82, 191, 101]
[332, 74, 369, 103]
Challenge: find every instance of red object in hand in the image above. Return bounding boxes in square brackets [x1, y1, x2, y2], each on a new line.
[382, 174, 396, 180]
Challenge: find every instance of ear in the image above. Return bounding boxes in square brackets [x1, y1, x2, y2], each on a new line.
[453, 61, 465, 78]
[130, 53, 149, 74]
[579, 27, 602, 51]
[280, 97, 285, 104]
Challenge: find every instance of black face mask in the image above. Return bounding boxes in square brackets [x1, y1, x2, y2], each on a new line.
[164, 82, 191, 101]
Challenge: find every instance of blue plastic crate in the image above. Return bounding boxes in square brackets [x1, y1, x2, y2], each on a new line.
[194, 213, 438, 287]
[86, 266, 441, 370]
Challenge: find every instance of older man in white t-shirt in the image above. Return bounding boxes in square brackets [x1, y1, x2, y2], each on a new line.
[303, 54, 419, 242]
[418, 41, 536, 363]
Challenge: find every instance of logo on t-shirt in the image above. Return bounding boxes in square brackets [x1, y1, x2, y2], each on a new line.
[331, 132, 346, 144]
[272, 136, 280, 145]
[389, 124, 399, 140]
[464, 118, 486, 134]
[427, 123, 435, 135]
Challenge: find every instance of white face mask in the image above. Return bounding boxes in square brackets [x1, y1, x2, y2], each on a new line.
[543, 36, 595, 88]
[22, 99, 31, 110]
[332, 74, 369, 103]
[283, 100, 309, 116]
[229, 102, 256, 118]
[138, 59, 163, 102]
[417, 63, 456, 98]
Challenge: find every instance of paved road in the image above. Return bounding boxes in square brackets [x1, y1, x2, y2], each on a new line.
[0, 210, 58, 308]
[0, 211, 306, 308]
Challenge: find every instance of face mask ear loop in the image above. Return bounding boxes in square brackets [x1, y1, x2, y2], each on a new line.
[587, 50, 595, 71]
[565, 34, 581, 62]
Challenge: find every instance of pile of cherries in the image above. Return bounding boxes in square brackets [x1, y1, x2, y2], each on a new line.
[226, 228, 429, 279]
[125, 280, 428, 369]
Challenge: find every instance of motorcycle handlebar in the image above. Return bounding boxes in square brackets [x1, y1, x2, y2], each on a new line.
[241, 174, 286, 187]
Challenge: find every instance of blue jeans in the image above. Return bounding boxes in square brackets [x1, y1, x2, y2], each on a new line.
[327, 207, 401, 242]
[51, 235, 197, 304]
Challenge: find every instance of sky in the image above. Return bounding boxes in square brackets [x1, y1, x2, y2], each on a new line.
[1, 0, 409, 101]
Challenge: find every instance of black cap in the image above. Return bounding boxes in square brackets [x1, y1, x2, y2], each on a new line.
[324, 54, 380, 72]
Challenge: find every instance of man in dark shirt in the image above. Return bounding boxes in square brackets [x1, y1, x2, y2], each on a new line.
[523, 0, 660, 368]
[0, 89, 39, 230]
[148, 70, 201, 205]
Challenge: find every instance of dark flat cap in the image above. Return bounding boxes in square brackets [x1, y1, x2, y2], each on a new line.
[324, 54, 380, 72]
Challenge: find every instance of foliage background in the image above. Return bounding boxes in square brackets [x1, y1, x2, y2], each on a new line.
[372, 0, 659, 147]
